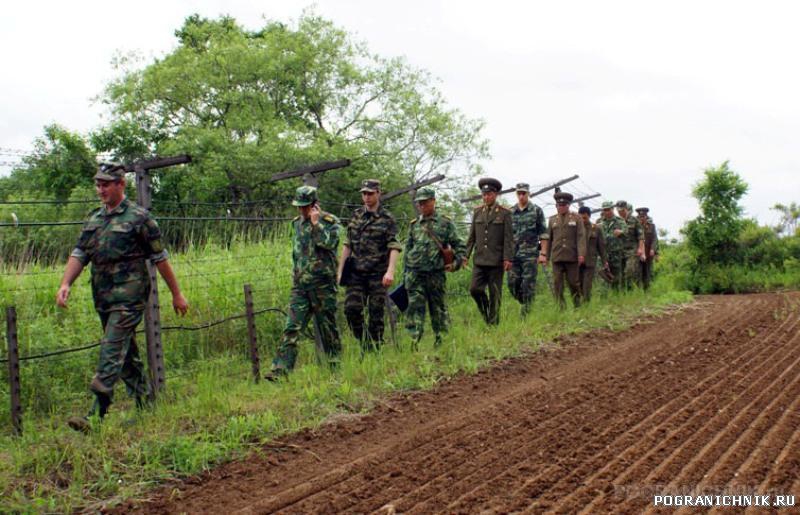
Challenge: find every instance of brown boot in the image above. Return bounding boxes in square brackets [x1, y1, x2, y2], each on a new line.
[67, 416, 91, 434]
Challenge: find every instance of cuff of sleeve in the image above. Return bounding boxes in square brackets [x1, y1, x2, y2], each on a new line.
[70, 248, 89, 266]
[388, 242, 403, 251]
[150, 250, 169, 263]
[539, 235, 550, 241]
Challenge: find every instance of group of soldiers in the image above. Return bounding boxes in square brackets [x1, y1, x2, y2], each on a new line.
[57, 164, 657, 431]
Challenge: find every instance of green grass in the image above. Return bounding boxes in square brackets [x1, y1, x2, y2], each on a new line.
[0, 239, 692, 513]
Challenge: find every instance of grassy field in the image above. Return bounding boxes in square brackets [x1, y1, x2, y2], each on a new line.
[0, 234, 691, 512]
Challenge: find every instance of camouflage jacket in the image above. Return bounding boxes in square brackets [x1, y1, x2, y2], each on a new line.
[511, 202, 548, 259]
[599, 215, 627, 256]
[404, 212, 466, 273]
[622, 214, 645, 254]
[71, 198, 167, 313]
[291, 211, 341, 289]
[343, 206, 402, 275]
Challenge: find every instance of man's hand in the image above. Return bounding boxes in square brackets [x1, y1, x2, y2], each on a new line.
[173, 293, 189, 316]
[461, 257, 470, 270]
[309, 205, 320, 225]
[649, 249, 655, 258]
[382, 270, 394, 287]
[444, 263, 455, 272]
[578, 256, 585, 266]
[603, 261, 610, 271]
[503, 260, 512, 271]
[56, 285, 70, 309]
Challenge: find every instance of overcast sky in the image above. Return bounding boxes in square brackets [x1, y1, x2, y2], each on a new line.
[2, 0, 798, 236]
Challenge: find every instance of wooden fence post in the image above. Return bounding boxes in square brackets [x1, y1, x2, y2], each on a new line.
[243, 284, 260, 383]
[6, 307, 22, 435]
[135, 164, 166, 399]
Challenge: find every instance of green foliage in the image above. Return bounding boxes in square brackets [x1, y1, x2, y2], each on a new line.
[771, 201, 800, 236]
[95, 11, 489, 213]
[0, 125, 97, 201]
[682, 161, 748, 266]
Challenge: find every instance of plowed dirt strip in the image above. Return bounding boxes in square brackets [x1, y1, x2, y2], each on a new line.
[112, 293, 800, 514]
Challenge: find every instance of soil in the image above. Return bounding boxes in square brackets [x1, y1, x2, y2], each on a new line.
[111, 293, 800, 514]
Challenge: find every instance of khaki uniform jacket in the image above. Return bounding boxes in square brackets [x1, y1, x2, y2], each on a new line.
[640, 217, 659, 260]
[584, 221, 608, 269]
[466, 203, 514, 267]
[547, 212, 587, 263]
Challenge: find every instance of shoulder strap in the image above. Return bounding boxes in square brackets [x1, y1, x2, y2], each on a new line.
[420, 219, 446, 252]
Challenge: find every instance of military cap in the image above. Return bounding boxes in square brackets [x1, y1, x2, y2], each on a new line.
[636, 207, 650, 214]
[615, 200, 628, 209]
[360, 179, 381, 193]
[414, 186, 436, 202]
[515, 182, 530, 192]
[292, 185, 319, 207]
[553, 191, 574, 204]
[94, 163, 126, 181]
[578, 206, 592, 215]
[601, 200, 615, 209]
[478, 177, 502, 193]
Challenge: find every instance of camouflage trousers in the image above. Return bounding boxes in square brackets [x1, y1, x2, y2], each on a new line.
[404, 269, 448, 345]
[507, 256, 538, 316]
[470, 265, 504, 325]
[89, 309, 149, 404]
[272, 283, 341, 372]
[579, 265, 596, 302]
[608, 252, 625, 290]
[552, 261, 581, 309]
[623, 251, 643, 289]
[344, 272, 387, 350]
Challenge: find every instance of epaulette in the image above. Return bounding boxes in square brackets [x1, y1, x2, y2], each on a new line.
[292, 215, 300, 221]
[410, 218, 418, 224]
[322, 213, 337, 223]
[441, 215, 451, 221]
[496, 204, 510, 211]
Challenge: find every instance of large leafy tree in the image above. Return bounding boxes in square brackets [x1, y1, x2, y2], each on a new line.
[682, 161, 749, 265]
[94, 12, 489, 215]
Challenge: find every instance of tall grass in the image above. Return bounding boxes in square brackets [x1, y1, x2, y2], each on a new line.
[0, 238, 691, 512]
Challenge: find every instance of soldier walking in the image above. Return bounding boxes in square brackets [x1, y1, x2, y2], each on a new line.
[266, 186, 342, 380]
[578, 206, 608, 302]
[540, 192, 586, 309]
[615, 200, 645, 289]
[508, 182, 548, 316]
[338, 179, 401, 352]
[403, 186, 466, 348]
[636, 207, 659, 291]
[57, 163, 189, 432]
[598, 201, 627, 290]
[465, 178, 513, 325]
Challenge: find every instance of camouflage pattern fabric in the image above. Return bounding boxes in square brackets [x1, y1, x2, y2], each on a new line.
[343, 206, 401, 349]
[71, 198, 167, 313]
[291, 212, 341, 289]
[508, 202, 547, 315]
[599, 215, 627, 290]
[89, 309, 149, 403]
[403, 213, 466, 272]
[272, 283, 341, 371]
[622, 214, 645, 288]
[344, 273, 387, 350]
[404, 269, 448, 346]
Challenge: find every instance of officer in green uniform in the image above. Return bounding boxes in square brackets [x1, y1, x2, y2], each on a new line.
[615, 200, 645, 288]
[578, 206, 608, 302]
[404, 186, 466, 348]
[508, 182, 548, 316]
[465, 178, 513, 325]
[636, 207, 659, 291]
[266, 186, 342, 380]
[57, 163, 189, 432]
[338, 179, 402, 351]
[598, 200, 627, 290]
[540, 192, 586, 309]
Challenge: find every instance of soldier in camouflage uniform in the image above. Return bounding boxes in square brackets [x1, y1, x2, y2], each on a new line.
[465, 178, 513, 325]
[598, 201, 627, 290]
[578, 206, 608, 302]
[57, 163, 189, 433]
[636, 207, 659, 291]
[507, 182, 548, 316]
[266, 186, 342, 380]
[615, 200, 645, 289]
[404, 186, 466, 348]
[338, 179, 401, 351]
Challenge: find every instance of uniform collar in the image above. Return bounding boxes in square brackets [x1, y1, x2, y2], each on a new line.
[361, 205, 383, 218]
[514, 202, 533, 212]
[101, 197, 130, 217]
